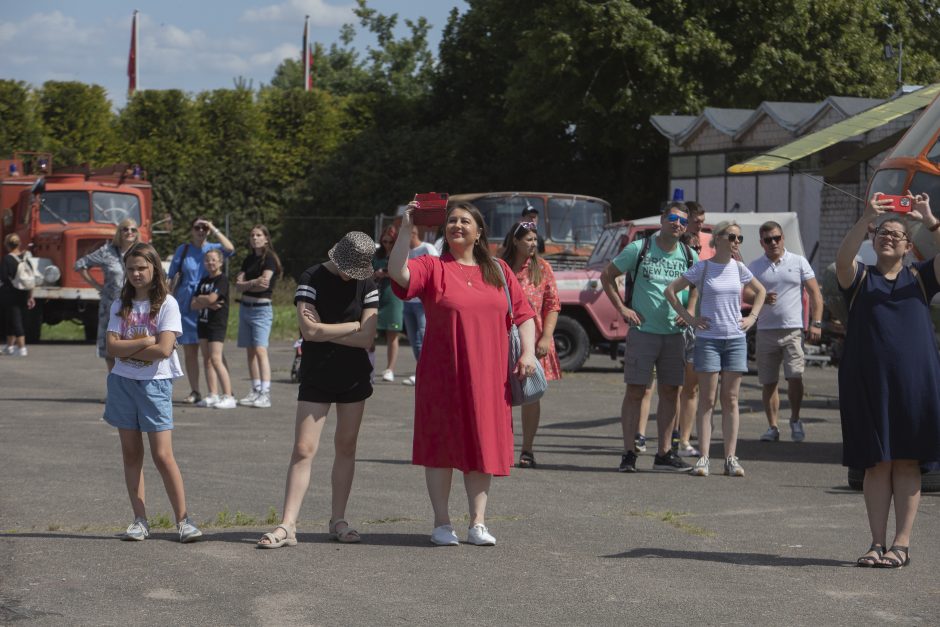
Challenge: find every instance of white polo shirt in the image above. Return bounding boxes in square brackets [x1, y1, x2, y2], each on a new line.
[747, 250, 814, 330]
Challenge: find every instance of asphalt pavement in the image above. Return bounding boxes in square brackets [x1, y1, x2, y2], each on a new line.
[1, 342, 938, 626]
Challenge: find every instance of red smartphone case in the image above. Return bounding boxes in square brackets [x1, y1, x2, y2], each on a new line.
[413, 193, 448, 225]
[877, 193, 913, 213]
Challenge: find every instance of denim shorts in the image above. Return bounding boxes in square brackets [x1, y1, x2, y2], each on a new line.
[103, 374, 174, 432]
[694, 336, 748, 373]
[238, 302, 273, 348]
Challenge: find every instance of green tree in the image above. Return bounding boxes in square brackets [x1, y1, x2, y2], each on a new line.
[37, 81, 116, 166]
[0, 80, 44, 156]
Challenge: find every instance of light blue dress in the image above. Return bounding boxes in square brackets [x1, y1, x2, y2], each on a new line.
[167, 242, 232, 344]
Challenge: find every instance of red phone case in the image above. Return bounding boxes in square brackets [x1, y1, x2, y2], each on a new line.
[413, 193, 448, 225]
[877, 193, 913, 213]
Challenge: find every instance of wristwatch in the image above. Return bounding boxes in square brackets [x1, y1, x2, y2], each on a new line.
[811, 321, 823, 328]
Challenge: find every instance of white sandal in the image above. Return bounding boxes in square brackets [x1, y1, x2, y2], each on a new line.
[329, 519, 361, 543]
[257, 524, 297, 549]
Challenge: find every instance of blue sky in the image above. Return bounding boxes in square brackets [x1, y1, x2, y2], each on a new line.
[0, 1, 467, 108]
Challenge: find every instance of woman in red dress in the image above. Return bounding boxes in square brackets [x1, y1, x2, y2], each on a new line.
[501, 222, 561, 468]
[390, 202, 538, 547]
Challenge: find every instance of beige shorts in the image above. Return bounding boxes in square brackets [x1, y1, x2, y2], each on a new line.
[623, 330, 686, 387]
[756, 328, 804, 385]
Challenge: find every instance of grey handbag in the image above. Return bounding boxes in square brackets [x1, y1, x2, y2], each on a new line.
[495, 262, 548, 406]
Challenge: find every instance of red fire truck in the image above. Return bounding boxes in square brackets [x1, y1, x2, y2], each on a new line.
[0, 152, 153, 342]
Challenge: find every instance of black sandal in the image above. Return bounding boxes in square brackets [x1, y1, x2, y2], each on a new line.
[855, 543, 884, 567]
[518, 451, 536, 469]
[876, 545, 910, 569]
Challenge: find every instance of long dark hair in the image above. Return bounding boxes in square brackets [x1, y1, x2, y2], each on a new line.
[119, 243, 169, 321]
[248, 224, 283, 277]
[501, 222, 542, 286]
[375, 224, 398, 260]
[442, 202, 503, 288]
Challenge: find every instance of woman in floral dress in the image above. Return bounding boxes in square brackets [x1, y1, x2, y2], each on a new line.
[502, 221, 561, 468]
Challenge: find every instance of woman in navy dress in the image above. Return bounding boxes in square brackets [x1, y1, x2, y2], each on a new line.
[836, 192, 940, 569]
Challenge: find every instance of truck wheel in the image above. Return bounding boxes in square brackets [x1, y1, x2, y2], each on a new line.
[554, 315, 590, 372]
[24, 303, 43, 344]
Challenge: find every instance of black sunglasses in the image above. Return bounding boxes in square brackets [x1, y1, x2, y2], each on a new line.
[121, 227, 138, 233]
[725, 234, 744, 243]
[193, 224, 209, 232]
[762, 235, 782, 245]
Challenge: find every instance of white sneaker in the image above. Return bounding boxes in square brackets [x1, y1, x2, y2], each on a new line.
[253, 391, 271, 408]
[214, 395, 237, 409]
[467, 524, 496, 546]
[790, 420, 806, 442]
[691, 456, 710, 477]
[381, 369, 395, 382]
[724, 456, 745, 477]
[402, 375, 416, 386]
[239, 390, 259, 406]
[195, 394, 219, 408]
[122, 517, 150, 541]
[0, 345, 15, 355]
[177, 516, 203, 543]
[15, 346, 27, 357]
[430, 524, 459, 546]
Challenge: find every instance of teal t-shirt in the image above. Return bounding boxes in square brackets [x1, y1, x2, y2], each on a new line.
[612, 236, 698, 335]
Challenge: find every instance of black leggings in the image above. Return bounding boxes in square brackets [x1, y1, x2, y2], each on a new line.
[1, 290, 27, 337]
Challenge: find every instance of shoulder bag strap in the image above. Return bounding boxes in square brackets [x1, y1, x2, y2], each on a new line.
[848, 265, 868, 312]
[494, 260, 513, 321]
[910, 266, 929, 305]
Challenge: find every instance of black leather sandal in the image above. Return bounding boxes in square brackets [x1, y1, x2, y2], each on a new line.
[518, 451, 536, 468]
[876, 545, 910, 569]
[855, 543, 884, 567]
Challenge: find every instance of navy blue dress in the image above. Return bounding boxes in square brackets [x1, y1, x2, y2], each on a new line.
[838, 259, 940, 468]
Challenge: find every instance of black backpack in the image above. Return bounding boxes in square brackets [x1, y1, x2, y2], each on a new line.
[624, 236, 694, 308]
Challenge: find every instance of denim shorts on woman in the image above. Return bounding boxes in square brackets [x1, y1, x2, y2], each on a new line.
[103, 374, 174, 432]
[694, 335, 748, 373]
[238, 302, 273, 348]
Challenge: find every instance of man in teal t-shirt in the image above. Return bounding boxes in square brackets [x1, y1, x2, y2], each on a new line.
[601, 202, 698, 473]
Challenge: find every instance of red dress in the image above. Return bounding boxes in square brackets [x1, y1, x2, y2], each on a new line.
[514, 257, 562, 381]
[393, 254, 535, 476]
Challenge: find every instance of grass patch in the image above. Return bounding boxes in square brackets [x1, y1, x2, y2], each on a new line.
[47, 524, 62, 532]
[213, 509, 259, 528]
[264, 507, 280, 525]
[361, 516, 414, 525]
[41, 320, 85, 341]
[148, 513, 175, 529]
[629, 510, 714, 537]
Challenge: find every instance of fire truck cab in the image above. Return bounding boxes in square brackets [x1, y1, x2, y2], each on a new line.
[0, 152, 152, 342]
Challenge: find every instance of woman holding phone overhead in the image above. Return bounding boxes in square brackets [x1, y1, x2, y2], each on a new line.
[835, 192, 940, 569]
[389, 201, 538, 547]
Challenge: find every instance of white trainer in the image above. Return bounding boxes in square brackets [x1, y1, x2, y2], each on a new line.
[381, 369, 395, 382]
[214, 395, 237, 409]
[195, 394, 219, 408]
[15, 346, 27, 357]
[253, 391, 272, 408]
[691, 456, 710, 477]
[239, 390, 259, 406]
[467, 524, 496, 546]
[430, 524, 459, 546]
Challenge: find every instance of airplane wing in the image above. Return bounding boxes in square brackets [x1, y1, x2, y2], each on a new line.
[727, 84, 940, 173]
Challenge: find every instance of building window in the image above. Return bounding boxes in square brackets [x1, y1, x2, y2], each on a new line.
[671, 155, 696, 178]
[698, 154, 726, 176]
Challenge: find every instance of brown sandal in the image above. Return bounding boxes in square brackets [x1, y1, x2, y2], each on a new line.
[257, 524, 297, 549]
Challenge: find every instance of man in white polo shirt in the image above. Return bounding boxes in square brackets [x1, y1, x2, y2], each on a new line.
[747, 221, 823, 442]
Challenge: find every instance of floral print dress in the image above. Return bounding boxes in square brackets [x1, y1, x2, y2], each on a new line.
[514, 257, 562, 381]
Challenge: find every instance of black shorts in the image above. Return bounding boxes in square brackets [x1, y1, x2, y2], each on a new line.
[297, 378, 373, 404]
[197, 323, 227, 343]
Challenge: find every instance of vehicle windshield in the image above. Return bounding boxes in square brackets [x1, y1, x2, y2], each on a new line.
[587, 225, 629, 268]
[471, 196, 546, 244]
[39, 191, 142, 225]
[547, 197, 608, 245]
[867, 169, 908, 197]
[93, 192, 141, 225]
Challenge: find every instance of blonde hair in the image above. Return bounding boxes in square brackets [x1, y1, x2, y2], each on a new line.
[4, 233, 20, 251]
[204, 248, 224, 262]
[111, 218, 138, 247]
[710, 220, 740, 248]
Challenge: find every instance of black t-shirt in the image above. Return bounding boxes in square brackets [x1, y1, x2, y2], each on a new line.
[294, 264, 379, 390]
[195, 274, 229, 329]
[0, 253, 26, 296]
[241, 252, 278, 299]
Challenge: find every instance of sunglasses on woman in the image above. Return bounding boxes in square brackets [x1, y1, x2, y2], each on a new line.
[193, 224, 209, 232]
[121, 227, 138, 233]
[666, 213, 689, 226]
[514, 221, 537, 236]
[762, 235, 782, 245]
[725, 233, 744, 243]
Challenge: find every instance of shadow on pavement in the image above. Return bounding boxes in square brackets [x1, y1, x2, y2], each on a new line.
[604, 547, 850, 567]
[0, 397, 102, 405]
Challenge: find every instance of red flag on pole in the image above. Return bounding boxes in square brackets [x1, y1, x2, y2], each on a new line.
[127, 10, 139, 96]
[302, 15, 311, 92]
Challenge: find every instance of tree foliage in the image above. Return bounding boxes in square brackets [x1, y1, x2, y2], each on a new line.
[4, 1, 940, 274]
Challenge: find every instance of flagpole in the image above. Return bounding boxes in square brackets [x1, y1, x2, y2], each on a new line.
[303, 15, 310, 92]
[134, 10, 140, 92]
